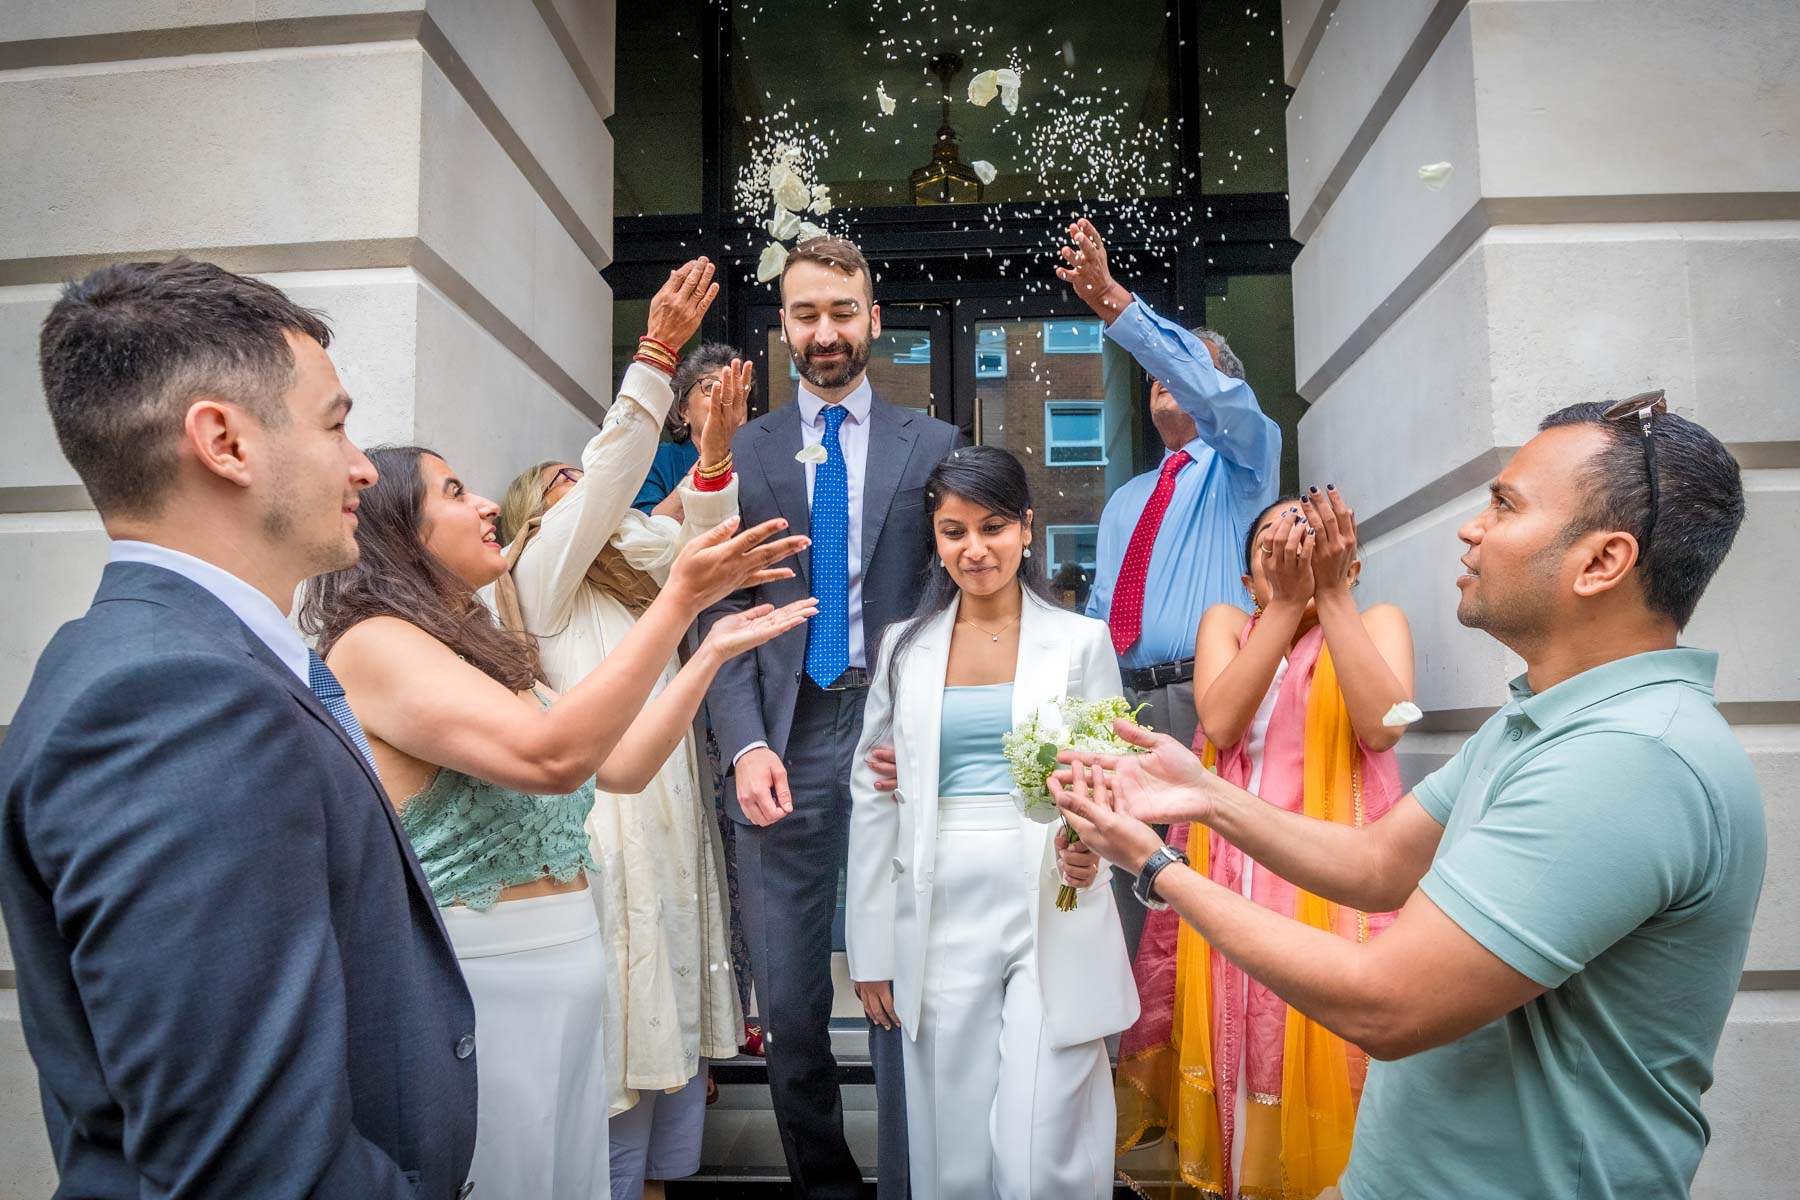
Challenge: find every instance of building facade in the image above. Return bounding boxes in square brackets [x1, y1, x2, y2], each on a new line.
[0, 0, 1793, 1193]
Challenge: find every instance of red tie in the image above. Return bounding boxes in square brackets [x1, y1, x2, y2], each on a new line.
[1109, 450, 1192, 655]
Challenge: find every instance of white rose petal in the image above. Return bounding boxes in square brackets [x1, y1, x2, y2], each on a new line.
[1382, 701, 1424, 728]
[995, 67, 1021, 114]
[1418, 161, 1454, 191]
[967, 69, 999, 107]
[876, 82, 896, 116]
[972, 160, 998, 186]
[794, 443, 828, 464]
[766, 205, 801, 241]
[808, 191, 832, 216]
[755, 241, 789, 284]
[778, 143, 803, 162]
[769, 164, 811, 214]
[797, 220, 826, 241]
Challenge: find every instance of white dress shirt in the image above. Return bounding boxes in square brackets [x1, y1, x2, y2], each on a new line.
[108, 540, 311, 682]
[795, 376, 873, 669]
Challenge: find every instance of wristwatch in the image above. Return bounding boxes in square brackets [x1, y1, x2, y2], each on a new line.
[1132, 844, 1189, 911]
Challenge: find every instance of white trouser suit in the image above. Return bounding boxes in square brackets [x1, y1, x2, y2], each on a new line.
[847, 595, 1140, 1199]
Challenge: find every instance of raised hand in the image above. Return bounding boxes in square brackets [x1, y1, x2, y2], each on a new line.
[695, 358, 751, 472]
[1304, 486, 1358, 593]
[1053, 217, 1132, 324]
[1055, 719, 1220, 826]
[1262, 507, 1316, 609]
[646, 257, 719, 350]
[701, 597, 818, 662]
[665, 516, 808, 615]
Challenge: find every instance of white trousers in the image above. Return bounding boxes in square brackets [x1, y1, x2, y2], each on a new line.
[444, 887, 611, 1199]
[898, 795, 1115, 1200]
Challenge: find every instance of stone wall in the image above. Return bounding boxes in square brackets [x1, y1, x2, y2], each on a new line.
[0, 2, 616, 1188]
[1279, 1, 1799, 1193]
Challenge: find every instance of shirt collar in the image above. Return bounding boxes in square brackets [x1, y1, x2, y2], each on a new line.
[1507, 647, 1719, 728]
[796, 376, 873, 428]
[1165, 435, 1211, 465]
[109, 540, 312, 683]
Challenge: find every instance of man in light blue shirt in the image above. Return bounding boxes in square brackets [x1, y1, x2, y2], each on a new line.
[1057, 218, 1281, 751]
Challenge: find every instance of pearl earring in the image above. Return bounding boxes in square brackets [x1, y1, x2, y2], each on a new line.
[1023, 547, 1032, 558]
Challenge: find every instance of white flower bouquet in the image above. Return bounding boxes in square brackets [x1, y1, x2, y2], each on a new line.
[1003, 695, 1147, 911]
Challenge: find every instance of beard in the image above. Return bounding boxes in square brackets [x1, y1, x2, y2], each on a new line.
[794, 336, 872, 390]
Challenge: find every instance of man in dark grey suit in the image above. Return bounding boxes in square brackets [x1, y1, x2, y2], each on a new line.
[0, 260, 477, 1198]
[703, 237, 960, 1198]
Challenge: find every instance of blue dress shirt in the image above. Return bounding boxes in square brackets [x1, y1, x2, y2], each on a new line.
[1085, 295, 1282, 668]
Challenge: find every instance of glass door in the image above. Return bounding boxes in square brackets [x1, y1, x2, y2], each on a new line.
[742, 301, 951, 420]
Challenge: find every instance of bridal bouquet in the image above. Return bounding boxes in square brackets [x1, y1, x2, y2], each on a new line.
[1003, 695, 1147, 911]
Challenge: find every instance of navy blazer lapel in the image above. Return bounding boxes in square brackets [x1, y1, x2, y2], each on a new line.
[861, 399, 921, 576]
[755, 405, 812, 589]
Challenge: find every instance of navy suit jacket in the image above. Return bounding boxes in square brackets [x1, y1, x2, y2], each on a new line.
[0, 562, 477, 1198]
[701, 396, 961, 816]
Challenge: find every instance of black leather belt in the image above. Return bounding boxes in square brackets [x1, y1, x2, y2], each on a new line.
[801, 667, 871, 692]
[1123, 657, 1195, 692]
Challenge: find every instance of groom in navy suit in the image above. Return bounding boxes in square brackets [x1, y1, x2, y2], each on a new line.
[0, 260, 477, 1198]
[704, 237, 961, 1197]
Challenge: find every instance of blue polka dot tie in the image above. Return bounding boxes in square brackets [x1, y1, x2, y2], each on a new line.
[805, 405, 851, 689]
[307, 650, 379, 777]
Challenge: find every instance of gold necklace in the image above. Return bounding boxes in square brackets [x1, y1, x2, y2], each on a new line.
[958, 613, 1021, 643]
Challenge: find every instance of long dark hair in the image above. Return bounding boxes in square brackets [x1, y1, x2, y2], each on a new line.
[299, 445, 541, 690]
[1243, 493, 1302, 573]
[880, 444, 1052, 699]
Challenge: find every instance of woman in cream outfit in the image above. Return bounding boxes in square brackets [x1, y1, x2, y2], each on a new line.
[497, 259, 750, 1197]
[847, 446, 1139, 1199]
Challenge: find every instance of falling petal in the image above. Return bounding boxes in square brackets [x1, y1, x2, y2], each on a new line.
[794, 443, 828, 464]
[769, 163, 811, 213]
[967, 68, 999, 107]
[808, 185, 832, 216]
[1418, 161, 1454, 190]
[876, 82, 896, 116]
[972, 159, 998, 185]
[756, 241, 789, 283]
[1382, 701, 1424, 728]
[765, 205, 801, 241]
[995, 67, 1022, 114]
[797, 220, 826, 241]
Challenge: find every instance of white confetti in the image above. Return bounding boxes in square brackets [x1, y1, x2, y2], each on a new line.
[972, 159, 998, 185]
[876, 81, 896, 116]
[755, 241, 789, 284]
[1382, 701, 1423, 728]
[794, 443, 828, 465]
[1418, 161, 1454, 190]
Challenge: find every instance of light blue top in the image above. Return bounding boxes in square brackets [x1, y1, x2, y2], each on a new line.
[397, 692, 599, 910]
[938, 683, 1015, 797]
[1086, 295, 1281, 668]
[1343, 649, 1766, 1200]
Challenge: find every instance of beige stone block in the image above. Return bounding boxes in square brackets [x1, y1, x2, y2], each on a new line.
[1733, 726, 1800, 974]
[0, 283, 79, 493]
[265, 267, 424, 451]
[1693, 988, 1800, 1197]
[1472, 0, 1800, 203]
[1685, 226, 1800, 443]
[1685, 469, 1800, 707]
[424, 0, 612, 263]
[1290, 11, 1481, 393]
[0, 1, 414, 43]
[1285, 0, 1459, 238]
[0, 44, 424, 264]
[0, 513, 110, 723]
[541, 0, 615, 119]
[1279, 0, 1335, 87]
[413, 275, 599, 501]
[0, 998, 58, 1198]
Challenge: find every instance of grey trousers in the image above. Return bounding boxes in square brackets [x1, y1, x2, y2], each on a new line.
[733, 682, 908, 1199]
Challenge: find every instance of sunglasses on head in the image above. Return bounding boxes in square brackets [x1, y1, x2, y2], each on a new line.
[1601, 389, 1667, 552]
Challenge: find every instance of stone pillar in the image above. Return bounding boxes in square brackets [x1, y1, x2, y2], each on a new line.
[0, 2, 615, 1187]
[1280, 0, 1798, 1192]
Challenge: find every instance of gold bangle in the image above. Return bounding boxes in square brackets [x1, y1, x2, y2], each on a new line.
[695, 455, 733, 480]
[634, 348, 677, 371]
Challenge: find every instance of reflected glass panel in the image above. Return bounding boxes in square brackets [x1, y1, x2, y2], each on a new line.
[975, 317, 1151, 611]
[1202, 273, 1302, 492]
[1196, 3, 1290, 194]
[729, 3, 1175, 209]
[614, 0, 705, 215]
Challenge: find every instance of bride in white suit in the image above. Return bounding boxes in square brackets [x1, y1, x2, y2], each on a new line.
[847, 445, 1139, 1199]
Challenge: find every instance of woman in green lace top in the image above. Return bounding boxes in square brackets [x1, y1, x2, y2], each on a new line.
[298, 251, 816, 1200]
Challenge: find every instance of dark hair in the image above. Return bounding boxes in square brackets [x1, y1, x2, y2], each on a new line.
[38, 257, 333, 517]
[781, 235, 874, 302]
[1243, 494, 1303, 574]
[667, 342, 742, 441]
[879, 445, 1051, 700]
[1538, 402, 1744, 629]
[300, 446, 541, 690]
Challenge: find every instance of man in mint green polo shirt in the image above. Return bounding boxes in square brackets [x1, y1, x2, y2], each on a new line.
[1052, 397, 1765, 1199]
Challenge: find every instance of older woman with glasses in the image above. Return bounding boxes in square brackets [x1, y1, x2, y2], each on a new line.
[630, 343, 755, 519]
[494, 262, 759, 1198]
